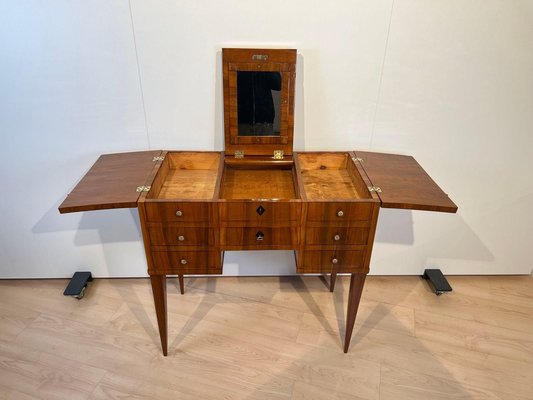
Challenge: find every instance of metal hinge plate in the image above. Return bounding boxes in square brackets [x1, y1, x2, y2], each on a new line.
[234, 150, 244, 158]
[136, 186, 151, 192]
[368, 186, 382, 193]
[152, 156, 165, 162]
[273, 150, 284, 160]
[352, 156, 363, 163]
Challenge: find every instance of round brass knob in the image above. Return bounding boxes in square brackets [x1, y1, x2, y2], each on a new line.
[178, 235, 185, 241]
[334, 234, 341, 241]
[175, 210, 183, 217]
[331, 258, 338, 264]
[337, 210, 344, 217]
[180, 259, 187, 265]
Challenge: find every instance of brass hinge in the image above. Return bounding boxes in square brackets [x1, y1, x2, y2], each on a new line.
[273, 150, 284, 160]
[352, 156, 363, 163]
[234, 150, 244, 158]
[136, 186, 151, 192]
[152, 156, 165, 162]
[368, 186, 382, 193]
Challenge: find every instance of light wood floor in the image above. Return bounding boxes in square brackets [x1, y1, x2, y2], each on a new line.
[1, 275, 532, 399]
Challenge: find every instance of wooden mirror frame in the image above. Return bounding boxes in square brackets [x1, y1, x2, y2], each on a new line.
[222, 48, 297, 157]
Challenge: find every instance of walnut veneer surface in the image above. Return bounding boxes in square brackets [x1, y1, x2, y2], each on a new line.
[59, 150, 456, 356]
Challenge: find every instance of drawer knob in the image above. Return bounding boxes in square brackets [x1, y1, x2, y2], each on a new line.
[175, 210, 183, 217]
[256, 231, 264, 241]
[331, 258, 338, 264]
[337, 210, 344, 217]
[334, 234, 341, 241]
[180, 259, 187, 265]
[178, 235, 185, 242]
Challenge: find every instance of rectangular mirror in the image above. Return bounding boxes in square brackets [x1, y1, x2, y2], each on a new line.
[237, 71, 282, 136]
[223, 48, 296, 157]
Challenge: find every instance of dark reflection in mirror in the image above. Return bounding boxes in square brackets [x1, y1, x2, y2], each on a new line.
[237, 71, 282, 136]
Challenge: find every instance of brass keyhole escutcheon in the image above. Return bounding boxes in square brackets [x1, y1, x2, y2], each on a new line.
[256, 205, 265, 216]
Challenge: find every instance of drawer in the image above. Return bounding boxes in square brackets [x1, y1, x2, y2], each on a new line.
[151, 250, 221, 275]
[144, 202, 211, 223]
[297, 249, 366, 274]
[219, 201, 301, 227]
[306, 202, 373, 223]
[304, 226, 370, 246]
[222, 227, 298, 248]
[147, 225, 213, 246]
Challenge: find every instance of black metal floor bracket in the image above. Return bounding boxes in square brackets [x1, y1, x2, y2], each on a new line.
[63, 271, 93, 299]
[422, 269, 452, 296]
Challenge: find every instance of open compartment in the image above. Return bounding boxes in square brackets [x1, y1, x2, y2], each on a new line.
[296, 152, 371, 200]
[147, 152, 222, 200]
[220, 162, 299, 200]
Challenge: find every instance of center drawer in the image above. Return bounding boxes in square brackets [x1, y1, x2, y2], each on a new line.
[219, 201, 301, 227]
[222, 227, 298, 249]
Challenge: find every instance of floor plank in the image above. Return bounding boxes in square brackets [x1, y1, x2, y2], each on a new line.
[0, 275, 532, 399]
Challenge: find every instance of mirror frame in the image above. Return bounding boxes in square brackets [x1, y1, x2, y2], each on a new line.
[222, 48, 296, 157]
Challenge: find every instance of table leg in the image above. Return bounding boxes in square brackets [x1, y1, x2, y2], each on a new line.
[178, 275, 185, 295]
[150, 274, 168, 356]
[330, 271, 337, 292]
[344, 273, 366, 353]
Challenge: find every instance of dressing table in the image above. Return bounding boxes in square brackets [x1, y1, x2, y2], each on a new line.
[59, 48, 457, 355]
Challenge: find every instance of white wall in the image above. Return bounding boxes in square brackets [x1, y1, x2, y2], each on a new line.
[1, 0, 532, 278]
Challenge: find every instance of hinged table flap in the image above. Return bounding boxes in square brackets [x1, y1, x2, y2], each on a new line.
[353, 151, 457, 213]
[59, 150, 163, 214]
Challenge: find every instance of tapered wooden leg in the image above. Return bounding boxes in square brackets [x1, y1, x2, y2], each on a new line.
[344, 273, 367, 353]
[150, 274, 168, 356]
[178, 275, 185, 295]
[330, 271, 337, 292]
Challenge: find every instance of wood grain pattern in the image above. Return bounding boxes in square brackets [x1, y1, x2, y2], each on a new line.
[151, 152, 220, 200]
[144, 202, 212, 223]
[221, 167, 297, 199]
[344, 273, 367, 353]
[151, 251, 222, 275]
[298, 152, 371, 200]
[58, 150, 162, 213]
[149, 275, 168, 356]
[301, 170, 363, 200]
[158, 170, 219, 199]
[355, 150, 458, 213]
[222, 227, 299, 250]
[219, 201, 301, 227]
[223, 48, 296, 157]
[298, 249, 367, 274]
[304, 226, 370, 246]
[147, 225, 213, 246]
[306, 202, 374, 223]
